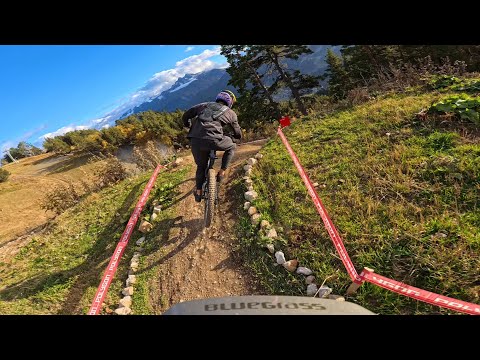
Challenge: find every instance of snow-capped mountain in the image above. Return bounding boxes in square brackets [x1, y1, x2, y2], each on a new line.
[117, 45, 338, 121]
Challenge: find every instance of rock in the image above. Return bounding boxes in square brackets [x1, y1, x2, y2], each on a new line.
[305, 275, 315, 284]
[128, 269, 136, 275]
[254, 153, 263, 160]
[133, 252, 141, 257]
[243, 202, 251, 210]
[307, 284, 318, 296]
[138, 220, 153, 233]
[266, 244, 275, 254]
[317, 286, 332, 298]
[119, 296, 132, 308]
[151, 213, 158, 221]
[247, 158, 258, 166]
[386, 132, 391, 136]
[275, 251, 286, 265]
[152, 199, 160, 207]
[251, 213, 261, 225]
[244, 190, 258, 201]
[131, 254, 141, 261]
[266, 228, 277, 238]
[153, 206, 162, 214]
[247, 185, 254, 191]
[243, 164, 252, 171]
[296, 267, 313, 276]
[313, 182, 319, 187]
[260, 220, 270, 229]
[122, 287, 134, 296]
[114, 307, 132, 315]
[247, 206, 257, 216]
[283, 259, 298, 272]
[174, 157, 184, 166]
[245, 169, 252, 176]
[328, 294, 345, 301]
[130, 259, 139, 267]
[126, 275, 136, 287]
[136, 237, 146, 246]
[245, 178, 253, 186]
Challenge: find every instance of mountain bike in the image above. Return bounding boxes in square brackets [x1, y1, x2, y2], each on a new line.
[202, 149, 219, 228]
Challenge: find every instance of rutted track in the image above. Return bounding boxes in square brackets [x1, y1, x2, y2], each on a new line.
[152, 140, 267, 312]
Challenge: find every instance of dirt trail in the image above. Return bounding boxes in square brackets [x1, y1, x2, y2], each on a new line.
[153, 140, 267, 313]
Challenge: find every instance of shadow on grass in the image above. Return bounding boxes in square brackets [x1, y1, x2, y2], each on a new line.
[43, 154, 95, 175]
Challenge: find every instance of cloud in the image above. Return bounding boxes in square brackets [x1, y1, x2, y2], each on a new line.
[92, 47, 227, 124]
[35, 46, 228, 146]
[1, 125, 48, 152]
[185, 46, 195, 52]
[0, 141, 15, 152]
[40, 125, 90, 140]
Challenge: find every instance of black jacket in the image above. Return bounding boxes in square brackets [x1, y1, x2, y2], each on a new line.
[182, 102, 242, 141]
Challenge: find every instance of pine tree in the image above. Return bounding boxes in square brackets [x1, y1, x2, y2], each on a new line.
[251, 45, 321, 115]
[324, 48, 350, 99]
[221, 45, 281, 121]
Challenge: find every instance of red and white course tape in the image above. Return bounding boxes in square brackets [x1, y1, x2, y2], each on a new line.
[277, 124, 480, 315]
[277, 126, 361, 282]
[88, 164, 164, 315]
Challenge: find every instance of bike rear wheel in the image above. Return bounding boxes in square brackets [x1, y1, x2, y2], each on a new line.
[204, 169, 217, 228]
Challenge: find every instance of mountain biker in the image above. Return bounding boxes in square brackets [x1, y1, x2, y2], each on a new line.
[182, 90, 242, 202]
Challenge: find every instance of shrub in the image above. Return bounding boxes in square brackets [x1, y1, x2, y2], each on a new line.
[0, 168, 10, 182]
[132, 141, 163, 171]
[41, 183, 81, 215]
[428, 94, 480, 125]
[94, 155, 128, 188]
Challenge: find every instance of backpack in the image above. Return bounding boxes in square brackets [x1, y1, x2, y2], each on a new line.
[196, 102, 229, 123]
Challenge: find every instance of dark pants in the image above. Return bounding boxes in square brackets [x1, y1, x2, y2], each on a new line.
[190, 137, 236, 190]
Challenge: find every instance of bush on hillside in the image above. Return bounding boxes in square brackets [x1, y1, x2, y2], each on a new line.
[132, 141, 163, 171]
[0, 168, 10, 182]
[428, 94, 480, 125]
[93, 155, 129, 188]
[41, 183, 81, 215]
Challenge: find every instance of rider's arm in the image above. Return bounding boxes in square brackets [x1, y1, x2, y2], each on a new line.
[229, 112, 242, 140]
[182, 105, 199, 128]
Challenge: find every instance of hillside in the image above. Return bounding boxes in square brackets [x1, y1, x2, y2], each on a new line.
[0, 142, 266, 314]
[239, 91, 480, 314]
[0, 153, 105, 246]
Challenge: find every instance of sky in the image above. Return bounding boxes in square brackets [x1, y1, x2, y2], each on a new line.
[0, 45, 227, 151]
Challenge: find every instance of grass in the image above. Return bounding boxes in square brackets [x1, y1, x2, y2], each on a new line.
[239, 91, 480, 315]
[0, 164, 190, 314]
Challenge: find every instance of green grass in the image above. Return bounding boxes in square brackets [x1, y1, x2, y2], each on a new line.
[241, 91, 480, 314]
[0, 165, 190, 314]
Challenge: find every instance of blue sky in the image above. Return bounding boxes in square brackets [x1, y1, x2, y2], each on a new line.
[0, 45, 227, 151]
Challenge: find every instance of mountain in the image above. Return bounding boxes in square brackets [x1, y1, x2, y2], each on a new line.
[120, 45, 339, 119]
[121, 69, 234, 117]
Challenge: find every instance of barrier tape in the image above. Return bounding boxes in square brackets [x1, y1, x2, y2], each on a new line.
[277, 124, 480, 315]
[361, 269, 480, 315]
[277, 127, 360, 282]
[88, 164, 164, 315]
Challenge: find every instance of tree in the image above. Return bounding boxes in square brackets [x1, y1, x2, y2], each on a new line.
[43, 137, 71, 154]
[4, 141, 43, 163]
[221, 45, 281, 123]
[251, 45, 321, 115]
[324, 48, 350, 99]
